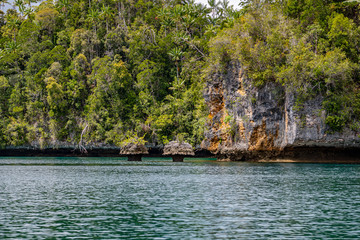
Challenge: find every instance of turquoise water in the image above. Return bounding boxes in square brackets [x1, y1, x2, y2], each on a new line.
[0, 157, 359, 239]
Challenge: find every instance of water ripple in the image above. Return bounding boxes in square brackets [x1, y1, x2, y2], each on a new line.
[0, 159, 359, 239]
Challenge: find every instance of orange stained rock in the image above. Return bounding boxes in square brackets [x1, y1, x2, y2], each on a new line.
[248, 120, 279, 151]
[209, 85, 225, 116]
[239, 121, 246, 140]
[208, 136, 220, 153]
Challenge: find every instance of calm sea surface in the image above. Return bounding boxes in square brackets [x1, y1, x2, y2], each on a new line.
[0, 157, 359, 239]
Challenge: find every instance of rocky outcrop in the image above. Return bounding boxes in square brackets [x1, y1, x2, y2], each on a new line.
[163, 141, 195, 156]
[120, 143, 148, 155]
[120, 143, 148, 161]
[202, 61, 360, 161]
[163, 141, 195, 161]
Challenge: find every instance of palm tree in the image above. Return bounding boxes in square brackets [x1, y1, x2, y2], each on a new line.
[6, 15, 20, 42]
[219, 0, 230, 18]
[158, 7, 169, 19]
[171, 5, 185, 31]
[183, 3, 194, 16]
[113, 0, 127, 30]
[87, 8, 100, 34]
[101, 5, 113, 33]
[158, 8, 173, 36]
[24, 0, 37, 8]
[208, 0, 220, 21]
[23, 7, 34, 19]
[168, 47, 184, 81]
[5, 40, 20, 53]
[14, 0, 25, 15]
[5, 40, 22, 77]
[174, 31, 188, 44]
[182, 13, 196, 32]
[194, 3, 211, 32]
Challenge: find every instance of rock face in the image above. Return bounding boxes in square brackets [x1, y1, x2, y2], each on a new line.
[163, 141, 195, 156]
[202, 61, 360, 161]
[120, 143, 148, 155]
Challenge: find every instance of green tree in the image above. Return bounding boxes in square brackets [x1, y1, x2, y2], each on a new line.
[168, 47, 184, 81]
[5, 14, 20, 41]
[57, 0, 70, 17]
[35, 7, 60, 35]
[87, 8, 100, 34]
[101, 5, 113, 33]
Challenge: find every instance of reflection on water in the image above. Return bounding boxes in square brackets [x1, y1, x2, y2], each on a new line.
[0, 157, 359, 239]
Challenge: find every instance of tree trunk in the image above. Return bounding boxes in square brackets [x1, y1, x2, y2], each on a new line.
[79, 124, 88, 153]
[176, 61, 179, 81]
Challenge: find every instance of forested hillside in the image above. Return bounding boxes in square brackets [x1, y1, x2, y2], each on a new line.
[0, 0, 359, 149]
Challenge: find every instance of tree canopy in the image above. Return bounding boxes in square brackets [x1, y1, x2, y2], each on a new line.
[0, 0, 359, 148]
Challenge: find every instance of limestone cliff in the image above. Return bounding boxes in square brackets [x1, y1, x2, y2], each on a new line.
[202, 62, 360, 161]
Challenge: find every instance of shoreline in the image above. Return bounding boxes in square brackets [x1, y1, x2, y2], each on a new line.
[0, 146, 214, 159]
[0, 146, 359, 163]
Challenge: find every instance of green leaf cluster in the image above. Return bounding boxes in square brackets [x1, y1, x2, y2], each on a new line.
[0, 0, 234, 147]
[206, 0, 360, 133]
[1, 0, 360, 149]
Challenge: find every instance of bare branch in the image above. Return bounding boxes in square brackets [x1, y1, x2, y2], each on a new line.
[79, 124, 89, 154]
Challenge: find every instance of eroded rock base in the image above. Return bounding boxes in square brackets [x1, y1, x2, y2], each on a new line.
[171, 155, 185, 162]
[280, 147, 360, 163]
[127, 155, 143, 161]
[216, 147, 360, 163]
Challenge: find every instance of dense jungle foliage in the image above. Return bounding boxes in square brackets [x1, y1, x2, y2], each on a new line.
[0, 0, 359, 148]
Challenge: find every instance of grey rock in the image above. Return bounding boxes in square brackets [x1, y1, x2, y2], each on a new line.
[202, 61, 360, 161]
[163, 141, 195, 156]
[120, 143, 148, 155]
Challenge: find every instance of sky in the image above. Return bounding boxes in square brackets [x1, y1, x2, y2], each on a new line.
[2, 0, 41, 12]
[196, 0, 241, 9]
[2, 0, 241, 12]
